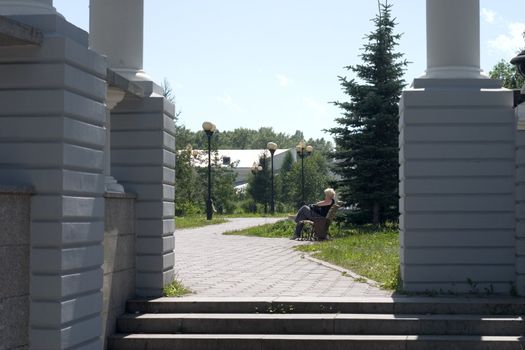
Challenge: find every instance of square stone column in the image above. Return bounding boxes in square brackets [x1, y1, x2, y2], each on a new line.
[399, 79, 516, 293]
[0, 15, 106, 349]
[111, 93, 176, 297]
[399, 0, 517, 295]
[515, 104, 525, 295]
[90, 0, 176, 298]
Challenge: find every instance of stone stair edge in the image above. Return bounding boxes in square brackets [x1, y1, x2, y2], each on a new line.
[126, 297, 525, 315]
[127, 296, 525, 304]
[119, 312, 524, 321]
[110, 333, 525, 341]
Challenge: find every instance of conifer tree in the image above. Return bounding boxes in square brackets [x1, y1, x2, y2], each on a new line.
[329, 1, 407, 225]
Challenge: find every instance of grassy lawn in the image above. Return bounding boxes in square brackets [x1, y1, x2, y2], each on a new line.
[176, 213, 288, 229]
[223, 213, 287, 218]
[225, 220, 400, 290]
[296, 225, 400, 290]
[175, 216, 228, 229]
[223, 219, 293, 237]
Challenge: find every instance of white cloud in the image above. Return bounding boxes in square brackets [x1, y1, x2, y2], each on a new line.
[302, 97, 328, 116]
[216, 94, 243, 113]
[481, 8, 497, 24]
[276, 74, 292, 87]
[488, 22, 525, 58]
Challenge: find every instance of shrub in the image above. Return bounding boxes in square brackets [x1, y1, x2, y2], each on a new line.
[240, 199, 258, 214]
[175, 202, 202, 216]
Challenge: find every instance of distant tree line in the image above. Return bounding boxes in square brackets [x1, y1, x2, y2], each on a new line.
[175, 125, 333, 155]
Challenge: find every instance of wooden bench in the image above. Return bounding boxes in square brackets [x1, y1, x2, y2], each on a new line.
[299, 202, 341, 241]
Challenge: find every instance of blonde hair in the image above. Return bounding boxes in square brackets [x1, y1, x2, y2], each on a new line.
[324, 188, 336, 199]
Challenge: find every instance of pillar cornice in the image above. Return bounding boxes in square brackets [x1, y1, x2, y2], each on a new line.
[107, 86, 126, 110]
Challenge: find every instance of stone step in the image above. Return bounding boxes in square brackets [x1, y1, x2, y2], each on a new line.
[117, 313, 524, 336]
[109, 334, 525, 350]
[126, 296, 525, 315]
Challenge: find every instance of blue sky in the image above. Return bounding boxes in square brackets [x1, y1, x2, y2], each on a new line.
[55, 0, 524, 142]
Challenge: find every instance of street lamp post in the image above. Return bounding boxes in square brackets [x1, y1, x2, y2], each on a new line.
[267, 142, 277, 214]
[202, 121, 216, 220]
[185, 144, 193, 202]
[296, 140, 313, 207]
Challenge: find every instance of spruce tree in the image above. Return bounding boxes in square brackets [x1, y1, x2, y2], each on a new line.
[329, 1, 407, 225]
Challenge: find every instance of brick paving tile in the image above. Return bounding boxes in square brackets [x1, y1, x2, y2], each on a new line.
[175, 218, 392, 298]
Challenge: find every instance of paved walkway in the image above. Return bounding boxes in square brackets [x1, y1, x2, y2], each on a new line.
[174, 218, 391, 298]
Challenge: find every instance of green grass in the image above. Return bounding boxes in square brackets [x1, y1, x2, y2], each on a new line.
[176, 213, 288, 229]
[163, 278, 192, 297]
[223, 212, 288, 218]
[175, 215, 228, 229]
[223, 219, 294, 237]
[296, 225, 400, 290]
[226, 220, 400, 290]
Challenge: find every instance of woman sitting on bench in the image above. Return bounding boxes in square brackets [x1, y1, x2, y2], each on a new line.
[293, 188, 336, 239]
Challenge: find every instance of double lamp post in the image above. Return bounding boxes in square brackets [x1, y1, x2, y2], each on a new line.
[296, 140, 313, 206]
[267, 142, 277, 214]
[202, 121, 216, 220]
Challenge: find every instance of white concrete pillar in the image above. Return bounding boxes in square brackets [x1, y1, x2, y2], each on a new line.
[0, 0, 56, 15]
[425, 0, 482, 79]
[89, 0, 149, 81]
[90, 0, 149, 192]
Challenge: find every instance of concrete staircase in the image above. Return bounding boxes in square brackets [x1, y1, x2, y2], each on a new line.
[109, 297, 525, 349]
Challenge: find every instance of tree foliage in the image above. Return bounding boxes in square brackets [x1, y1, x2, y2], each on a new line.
[276, 151, 295, 205]
[245, 150, 333, 212]
[328, 1, 407, 225]
[489, 59, 524, 90]
[174, 126, 333, 155]
[247, 153, 271, 212]
[174, 145, 202, 215]
[208, 151, 238, 214]
[289, 153, 331, 207]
